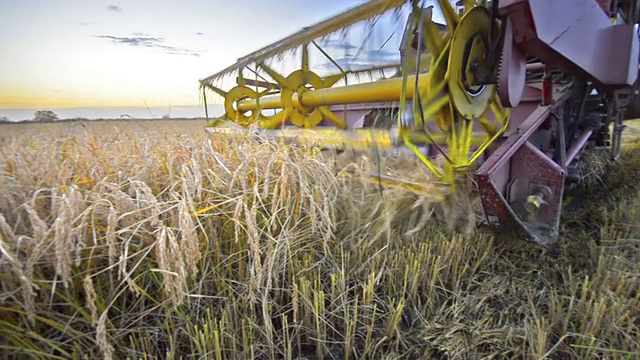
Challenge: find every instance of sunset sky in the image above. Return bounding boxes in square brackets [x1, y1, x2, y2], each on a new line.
[0, 0, 452, 118]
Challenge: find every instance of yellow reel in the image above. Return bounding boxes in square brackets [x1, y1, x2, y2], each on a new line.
[404, 0, 510, 186]
[223, 86, 258, 127]
[208, 0, 510, 189]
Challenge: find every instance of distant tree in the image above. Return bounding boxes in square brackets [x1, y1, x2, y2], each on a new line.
[34, 110, 58, 122]
[0, 116, 9, 123]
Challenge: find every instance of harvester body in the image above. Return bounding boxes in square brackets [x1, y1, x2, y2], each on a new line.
[200, 0, 640, 247]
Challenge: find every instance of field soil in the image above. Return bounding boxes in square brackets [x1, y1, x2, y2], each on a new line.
[0, 119, 639, 359]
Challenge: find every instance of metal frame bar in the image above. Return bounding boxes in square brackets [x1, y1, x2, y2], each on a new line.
[200, 0, 408, 84]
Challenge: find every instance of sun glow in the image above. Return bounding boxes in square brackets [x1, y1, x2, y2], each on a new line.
[0, 0, 451, 112]
[1, 0, 354, 110]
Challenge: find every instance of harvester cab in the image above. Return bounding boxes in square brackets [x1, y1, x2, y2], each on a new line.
[200, 0, 640, 247]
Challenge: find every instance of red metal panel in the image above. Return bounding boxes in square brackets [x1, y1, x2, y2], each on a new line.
[500, 0, 639, 88]
[504, 100, 541, 136]
[509, 142, 565, 225]
[476, 104, 566, 247]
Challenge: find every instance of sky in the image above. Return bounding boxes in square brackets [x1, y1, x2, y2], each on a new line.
[0, 0, 453, 120]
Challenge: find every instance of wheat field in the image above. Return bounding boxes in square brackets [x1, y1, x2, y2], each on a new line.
[0, 119, 639, 359]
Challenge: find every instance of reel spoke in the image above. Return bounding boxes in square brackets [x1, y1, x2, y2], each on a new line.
[319, 107, 347, 128]
[398, 1, 510, 186]
[438, 0, 460, 33]
[205, 0, 511, 189]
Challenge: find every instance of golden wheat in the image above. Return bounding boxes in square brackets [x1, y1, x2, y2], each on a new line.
[0, 120, 638, 359]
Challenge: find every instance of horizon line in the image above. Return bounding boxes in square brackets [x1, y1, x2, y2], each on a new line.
[0, 104, 223, 110]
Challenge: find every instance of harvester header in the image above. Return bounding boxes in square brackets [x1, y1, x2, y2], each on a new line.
[200, 0, 640, 247]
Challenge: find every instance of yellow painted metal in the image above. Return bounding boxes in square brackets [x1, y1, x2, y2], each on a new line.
[225, 62, 347, 129]
[237, 74, 431, 111]
[221, 84, 290, 129]
[421, 36, 452, 132]
[301, 74, 431, 106]
[358, 0, 508, 188]
[224, 86, 258, 126]
[439, 0, 459, 33]
[447, 6, 497, 119]
[463, 0, 476, 10]
[281, 70, 326, 128]
[265, 128, 394, 150]
[439, 3, 510, 178]
[247, 96, 282, 111]
[251, 127, 487, 150]
[206, 0, 513, 190]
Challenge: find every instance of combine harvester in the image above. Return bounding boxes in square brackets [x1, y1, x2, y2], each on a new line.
[200, 0, 640, 247]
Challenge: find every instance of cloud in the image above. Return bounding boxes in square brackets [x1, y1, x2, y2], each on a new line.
[96, 35, 162, 47]
[107, 5, 122, 12]
[94, 35, 202, 56]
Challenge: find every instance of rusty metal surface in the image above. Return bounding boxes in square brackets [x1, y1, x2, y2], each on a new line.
[475, 61, 579, 246]
[476, 102, 567, 247]
[509, 141, 565, 217]
[476, 106, 551, 217]
[508, 141, 565, 246]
